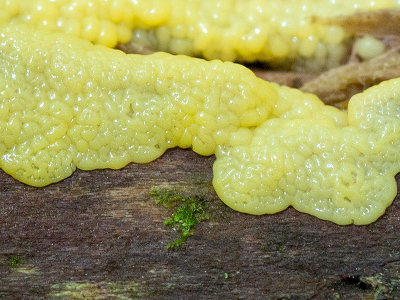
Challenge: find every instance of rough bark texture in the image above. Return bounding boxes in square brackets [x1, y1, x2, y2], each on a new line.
[0, 148, 399, 299]
[301, 47, 400, 106]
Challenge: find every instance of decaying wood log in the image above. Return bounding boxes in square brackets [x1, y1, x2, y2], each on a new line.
[0, 149, 399, 299]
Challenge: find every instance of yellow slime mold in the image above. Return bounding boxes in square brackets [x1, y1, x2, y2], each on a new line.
[3, 0, 397, 69]
[213, 82, 400, 225]
[0, 25, 276, 187]
[1, 24, 400, 225]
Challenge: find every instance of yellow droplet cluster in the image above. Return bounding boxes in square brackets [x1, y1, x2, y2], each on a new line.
[3, 0, 398, 69]
[213, 81, 400, 225]
[130, 0, 396, 70]
[6, 0, 172, 48]
[0, 25, 276, 187]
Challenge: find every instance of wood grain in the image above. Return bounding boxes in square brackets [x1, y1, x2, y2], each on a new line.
[0, 148, 399, 299]
[301, 46, 400, 106]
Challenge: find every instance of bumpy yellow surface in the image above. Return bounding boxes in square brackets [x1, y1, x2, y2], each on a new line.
[0, 25, 276, 187]
[2, 0, 397, 70]
[3, 0, 172, 47]
[1, 22, 400, 225]
[213, 82, 400, 225]
[131, 0, 395, 70]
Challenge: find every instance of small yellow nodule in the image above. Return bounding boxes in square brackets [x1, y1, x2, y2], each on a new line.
[354, 36, 386, 61]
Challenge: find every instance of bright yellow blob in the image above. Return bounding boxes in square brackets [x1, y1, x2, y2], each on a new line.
[213, 82, 400, 225]
[0, 25, 276, 187]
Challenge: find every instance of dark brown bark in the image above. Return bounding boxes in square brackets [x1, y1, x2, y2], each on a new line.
[0, 148, 399, 299]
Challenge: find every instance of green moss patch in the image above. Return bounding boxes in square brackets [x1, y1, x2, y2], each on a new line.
[151, 189, 209, 249]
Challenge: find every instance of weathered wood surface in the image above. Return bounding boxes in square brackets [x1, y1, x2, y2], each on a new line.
[0, 148, 399, 299]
